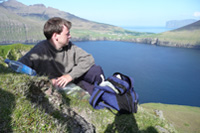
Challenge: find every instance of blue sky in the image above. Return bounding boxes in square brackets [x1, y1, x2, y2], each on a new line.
[4, 0, 200, 26]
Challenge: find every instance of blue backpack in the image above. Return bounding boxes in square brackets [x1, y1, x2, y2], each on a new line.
[89, 72, 139, 114]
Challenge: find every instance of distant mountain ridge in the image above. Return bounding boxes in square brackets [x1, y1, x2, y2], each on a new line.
[0, 0, 134, 44]
[153, 20, 200, 48]
[0, 4, 44, 44]
[0, 0, 122, 31]
[126, 20, 200, 48]
[173, 19, 200, 31]
[166, 19, 198, 28]
[0, 0, 200, 48]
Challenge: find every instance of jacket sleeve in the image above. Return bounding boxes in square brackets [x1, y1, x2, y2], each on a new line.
[68, 44, 95, 80]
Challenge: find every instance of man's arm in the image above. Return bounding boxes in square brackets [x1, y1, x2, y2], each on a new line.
[68, 44, 95, 79]
[52, 44, 95, 88]
[51, 74, 72, 88]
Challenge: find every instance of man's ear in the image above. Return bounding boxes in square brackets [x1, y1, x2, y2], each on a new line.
[52, 33, 58, 41]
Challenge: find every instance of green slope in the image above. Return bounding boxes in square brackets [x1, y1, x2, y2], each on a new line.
[0, 6, 44, 44]
[0, 0, 152, 45]
[154, 20, 200, 46]
[141, 103, 200, 133]
[0, 43, 32, 60]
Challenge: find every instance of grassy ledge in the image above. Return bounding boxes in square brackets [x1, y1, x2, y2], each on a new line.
[0, 72, 177, 132]
[0, 53, 176, 132]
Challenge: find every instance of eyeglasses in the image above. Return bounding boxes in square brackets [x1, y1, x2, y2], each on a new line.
[66, 31, 70, 36]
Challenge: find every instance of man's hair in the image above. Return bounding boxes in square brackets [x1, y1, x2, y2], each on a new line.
[43, 17, 72, 40]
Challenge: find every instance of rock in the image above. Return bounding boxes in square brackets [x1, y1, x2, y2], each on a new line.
[56, 83, 90, 100]
[154, 109, 165, 120]
[151, 38, 158, 45]
[155, 125, 170, 133]
[25, 78, 95, 132]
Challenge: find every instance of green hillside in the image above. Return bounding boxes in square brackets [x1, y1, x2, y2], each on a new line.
[0, 6, 44, 44]
[0, 43, 32, 60]
[0, 73, 176, 133]
[0, 0, 151, 45]
[156, 20, 200, 46]
[139, 20, 200, 48]
[141, 103, 200, 133]
[0, 0, 199, 48]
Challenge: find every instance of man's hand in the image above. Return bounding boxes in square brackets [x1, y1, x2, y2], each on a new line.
[51, 74, 73, 88]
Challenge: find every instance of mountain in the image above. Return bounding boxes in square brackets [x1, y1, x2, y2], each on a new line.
[0, 5, 44, 44]
[166, 19, 198, 28]
[0, 0, 199, 48]
[1, 0, 147, 44]
[173, 19, 200, 31]
[0, 0, 120, 31]
[129, 20, 200, 48]
[156, 20, 200, 48]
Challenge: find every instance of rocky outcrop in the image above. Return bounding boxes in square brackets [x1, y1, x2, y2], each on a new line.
[72, 36, 200, 49]
[157, 40, 200, 48]
[25, 78, 95, 132]
[122, 38, 200, 49]
[125, 38, 158, 45]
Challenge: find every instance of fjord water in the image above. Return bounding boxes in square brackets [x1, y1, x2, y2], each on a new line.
[75, 41, 200, 107]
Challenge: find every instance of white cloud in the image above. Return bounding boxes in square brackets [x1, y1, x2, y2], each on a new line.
[193, 12, 200, 17]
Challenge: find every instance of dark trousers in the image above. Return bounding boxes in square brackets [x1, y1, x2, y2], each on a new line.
[74, 65, 105, 95]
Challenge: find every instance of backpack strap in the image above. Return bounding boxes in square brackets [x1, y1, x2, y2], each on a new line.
[89, 88, 104, 109]
[106, 72, 134, 94]
[107, 78, 127, 94]
[113, 72, 134, 88]
[96, 100, 120, 115]
[99, 82, 119, 94]
[99, 74, 119, 94]
[130, 87, 139, 113]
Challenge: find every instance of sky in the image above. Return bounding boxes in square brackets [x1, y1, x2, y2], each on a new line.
[2, 0, 200, 26]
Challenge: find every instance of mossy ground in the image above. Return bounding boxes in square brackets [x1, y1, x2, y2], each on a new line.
[0, 72, 177, 132]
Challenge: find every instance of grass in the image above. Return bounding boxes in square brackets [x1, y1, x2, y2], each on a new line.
[137, 28, 200, 47]
[156, 30, 200, 45]
[70, 29, 154, 42]
[0, 74, 66, 132]
[0, 43, 33, 60]
[141, 103, 200, 133]
[0, 72, 177, 132]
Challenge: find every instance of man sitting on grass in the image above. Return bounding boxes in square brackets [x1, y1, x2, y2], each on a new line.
[19, 17, 104, 95]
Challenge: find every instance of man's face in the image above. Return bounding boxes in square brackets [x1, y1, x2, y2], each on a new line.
[57, 25, 71, 47]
